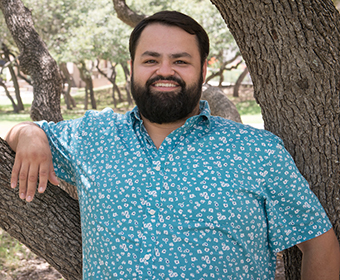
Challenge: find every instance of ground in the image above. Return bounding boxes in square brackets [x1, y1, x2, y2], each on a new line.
[0, 257, 63, 280]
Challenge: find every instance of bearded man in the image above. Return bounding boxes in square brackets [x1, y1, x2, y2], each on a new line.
[5, 10, 340, 280]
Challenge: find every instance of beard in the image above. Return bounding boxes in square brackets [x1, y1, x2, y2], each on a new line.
[131, 73, 203, 124]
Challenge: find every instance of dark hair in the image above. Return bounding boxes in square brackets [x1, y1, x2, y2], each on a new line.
[129, 11, 209, 67]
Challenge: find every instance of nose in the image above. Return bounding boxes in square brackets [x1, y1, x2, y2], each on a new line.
[156, 61, 175, 77]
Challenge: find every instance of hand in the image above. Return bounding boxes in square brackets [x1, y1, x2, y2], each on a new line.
[5, 122, 59, 202]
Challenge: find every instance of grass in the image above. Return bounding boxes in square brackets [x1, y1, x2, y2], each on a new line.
[235, 99, 263, 124]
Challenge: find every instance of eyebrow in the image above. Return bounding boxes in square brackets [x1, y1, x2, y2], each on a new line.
[141, 51, 192, 59]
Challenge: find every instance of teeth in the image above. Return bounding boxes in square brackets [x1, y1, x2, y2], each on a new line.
[154, 83, 177, 87]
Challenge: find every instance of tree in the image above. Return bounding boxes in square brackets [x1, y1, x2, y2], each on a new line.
[1, 43, 24, 111]
[210, 0, 340, 278]
[233, 66, 249, 97]
[0, 0, 339, 279]
[0, 75, 18, 113]
[0, 0, 63, 122]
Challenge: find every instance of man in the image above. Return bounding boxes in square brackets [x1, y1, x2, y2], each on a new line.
[5, 11, 340, 280]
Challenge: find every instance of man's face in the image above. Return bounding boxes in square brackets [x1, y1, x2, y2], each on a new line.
[131, 23, 207, 124]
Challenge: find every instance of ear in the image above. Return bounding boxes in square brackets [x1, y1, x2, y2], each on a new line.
[202, 59, 208, 83]
[129, 59, 133, 76]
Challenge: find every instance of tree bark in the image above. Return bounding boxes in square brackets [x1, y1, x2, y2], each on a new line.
[210, 0, 340, 279]
[0, 0, 63, 122]
[0, 137, 82, 279]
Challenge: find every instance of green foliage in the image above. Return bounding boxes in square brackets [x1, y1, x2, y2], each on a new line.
[3, 0, 237, 67]
[236, 99, 262, 116]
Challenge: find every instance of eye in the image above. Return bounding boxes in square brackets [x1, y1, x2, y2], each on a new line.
[174, 60, 187, 65]
[143, 59, 157, 64]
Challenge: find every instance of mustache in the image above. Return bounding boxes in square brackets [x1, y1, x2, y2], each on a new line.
[145, 75, 185, 88]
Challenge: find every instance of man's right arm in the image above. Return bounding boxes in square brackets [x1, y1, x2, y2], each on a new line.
[5, 122, 59, 202]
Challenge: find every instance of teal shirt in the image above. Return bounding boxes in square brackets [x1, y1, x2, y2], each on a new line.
[36, 101, 331, 280]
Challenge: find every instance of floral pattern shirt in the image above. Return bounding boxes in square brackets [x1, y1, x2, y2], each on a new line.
[36, 101, 331, 280]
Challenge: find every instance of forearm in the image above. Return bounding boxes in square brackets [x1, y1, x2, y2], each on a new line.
[301, 252, 339, 279]
[299, 229, 340, 280]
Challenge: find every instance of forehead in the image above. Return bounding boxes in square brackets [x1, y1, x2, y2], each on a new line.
[135, 23, 200, 58]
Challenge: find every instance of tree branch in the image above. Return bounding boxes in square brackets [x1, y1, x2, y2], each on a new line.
[0, 0, 63, 122]
[112, 0, 146, 27]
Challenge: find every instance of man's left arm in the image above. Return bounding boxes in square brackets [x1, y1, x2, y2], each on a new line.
[297, 228, 340, 279]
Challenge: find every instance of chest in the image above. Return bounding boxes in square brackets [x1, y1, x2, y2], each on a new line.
[75, 138, 267, 232]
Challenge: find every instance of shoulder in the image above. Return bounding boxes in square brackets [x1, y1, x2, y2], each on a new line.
[209, 116, 283, 147]
[67, 108, 131, 131]
[82, 108, 127, 123]
[37, 108, 131, 137]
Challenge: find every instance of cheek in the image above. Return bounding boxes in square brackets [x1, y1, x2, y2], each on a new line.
[133, 67, 154, 84]
[183, 71, 202, 85]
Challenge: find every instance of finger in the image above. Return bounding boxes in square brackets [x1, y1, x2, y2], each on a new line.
[26, 164, 39, 202]
[37, 161, 51, 193]
[48, 163, 59, 186]
[11, 157, 21, 189]
[18, 162, 29, 200]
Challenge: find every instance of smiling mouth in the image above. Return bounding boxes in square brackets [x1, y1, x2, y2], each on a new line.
[153, 82, 178, 88]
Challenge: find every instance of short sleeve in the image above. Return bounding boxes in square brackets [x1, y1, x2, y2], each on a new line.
[35, 118, 83, 185]
[261, 140, 332, 252]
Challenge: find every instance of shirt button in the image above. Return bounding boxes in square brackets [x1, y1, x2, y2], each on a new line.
[149, 209, 156, 215]
[144, 254, 151, 260]
[155, 166, 161, 171]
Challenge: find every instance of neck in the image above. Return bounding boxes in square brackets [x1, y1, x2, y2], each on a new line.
[141, 104, 200, 149]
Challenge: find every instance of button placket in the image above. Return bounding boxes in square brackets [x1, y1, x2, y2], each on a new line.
[140, 154, 167, 277]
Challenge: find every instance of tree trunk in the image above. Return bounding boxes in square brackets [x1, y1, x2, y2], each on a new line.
[0, 0, 63, 122]
[0, 137, 82, 279]
[210, 0, 340, 279]
[84, 86, 89, 110]
[111, 65, 120, 107]
[60, 62, 76, 110]
[0, 1, 80, 278]
[233, 67, 249, 97]
[121, 61, 133, 105]
[78, 62, 96, 110]
[96, 60, 121, 107]
[1, 43, 24, 111]
[0, 79, 19, 113]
